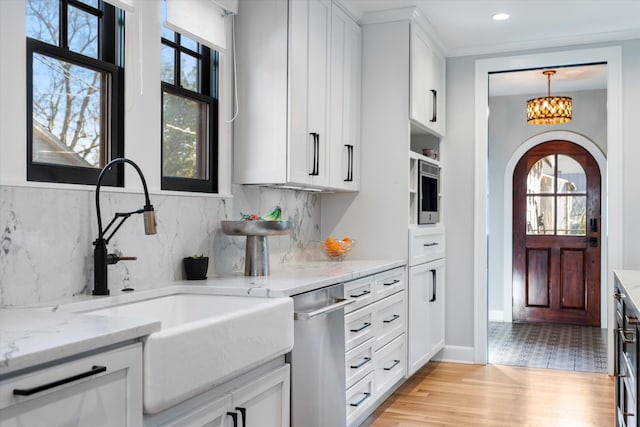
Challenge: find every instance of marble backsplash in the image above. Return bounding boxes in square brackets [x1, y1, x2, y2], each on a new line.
[0, 184, 320, 307]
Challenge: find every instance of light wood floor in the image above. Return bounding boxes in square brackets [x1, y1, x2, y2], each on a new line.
[361, 362, 614, 427]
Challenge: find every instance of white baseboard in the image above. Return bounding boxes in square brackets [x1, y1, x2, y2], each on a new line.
[489, 310, 504, 322]
[432, 345, 475, 364]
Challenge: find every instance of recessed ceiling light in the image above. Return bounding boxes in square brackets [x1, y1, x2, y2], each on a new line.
[492, 13, 510, 21]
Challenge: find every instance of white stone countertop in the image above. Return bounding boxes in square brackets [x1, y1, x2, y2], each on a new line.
[1, 259, 404, 377]
[614, 270, 640, 310]
[0, 309, 159, 376]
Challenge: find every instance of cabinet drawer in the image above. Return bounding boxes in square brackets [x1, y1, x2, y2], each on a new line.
[374, 334, 405, 400]
[344, 276, 376, 314]
[373, 291, 405, 350]
[345, 339, 374, 389]
[346, 372, 374, 427]
[409, 227, 445, 266]
[374, 268, 404, 300]
[345, 305, 375, 351]
[0, 343, 142, 426]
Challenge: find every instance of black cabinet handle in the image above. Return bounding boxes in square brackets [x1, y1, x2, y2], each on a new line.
[430, 89, 437, 122]
[227, 411, 238, 427]
[423, 242, 438, 247]
[236, 407, 246, 426]
[383, 279, 400, 287]
[383, 359, 401, 371]
[383, 314, 400, 324]
[349, 392, 371, 407]
[350, 322, 371, 333]
[349, 289, 371, 298]
[13, 365, 107, 396]
[344, 144, 354, 182]
[429, 269, 437, 302]
[309, 132, 319, 176]
[350, 357, 371, 369]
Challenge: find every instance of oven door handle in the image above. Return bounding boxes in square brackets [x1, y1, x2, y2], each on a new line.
[294, 298, 355, 320]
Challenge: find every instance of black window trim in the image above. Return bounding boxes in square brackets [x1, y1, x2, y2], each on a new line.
[26, 0, 124, 187]
[161, 81, 218, 193]
[160, 31, 218, 194]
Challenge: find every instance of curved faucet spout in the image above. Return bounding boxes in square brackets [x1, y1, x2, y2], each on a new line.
[93, 158, 156, 296]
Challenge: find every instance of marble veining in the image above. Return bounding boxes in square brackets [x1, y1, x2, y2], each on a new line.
[0, 184, 320, 307]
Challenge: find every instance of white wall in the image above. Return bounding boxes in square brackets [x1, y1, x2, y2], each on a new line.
[0, 0, 321, 307]
[445, 39, 640, 352]
[487, 89, 607, 316]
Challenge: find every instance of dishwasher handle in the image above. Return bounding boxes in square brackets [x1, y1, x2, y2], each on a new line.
[294, 297, 355, 320]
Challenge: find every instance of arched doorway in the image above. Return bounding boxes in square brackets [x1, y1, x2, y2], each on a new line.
[512, 140, 601, 326]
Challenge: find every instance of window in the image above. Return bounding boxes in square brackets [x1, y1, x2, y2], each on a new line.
[525, 154, 587, 236]
[161, 2, 218, 193]
[26, 0, 125, 186]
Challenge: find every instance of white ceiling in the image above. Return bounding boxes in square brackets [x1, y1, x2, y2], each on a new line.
[347, 1, 637, 94]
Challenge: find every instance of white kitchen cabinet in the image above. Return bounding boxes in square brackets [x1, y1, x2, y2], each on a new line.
[0, 343, 142, 427]
[328, 5, 361, 191]
[410, 25, 445, 137]
[235, 0, 360, 191]
[408, 257, 445, 376]
[145, 364, 290, 427]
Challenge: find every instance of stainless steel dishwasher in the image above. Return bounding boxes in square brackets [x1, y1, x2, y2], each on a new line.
[287, 283, 354, 427]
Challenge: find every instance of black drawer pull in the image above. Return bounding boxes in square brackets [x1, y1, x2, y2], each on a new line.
[350, 322, 371, 333]
[227, 412, 238, 427]
[383, 359, 401, 371]
[350, 289, 371, 298]
[383, 314, 400, 324]
[350, 357, 371, 369]
[383, 279, 400, 287]
[13, 365, 107, 396]
[423, 242, 438, 247]
[349, 392, 371, 407]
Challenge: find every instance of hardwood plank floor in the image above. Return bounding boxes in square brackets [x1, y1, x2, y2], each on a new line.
[361, 362, 614, 427]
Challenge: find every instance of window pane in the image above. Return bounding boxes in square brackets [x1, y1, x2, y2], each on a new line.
[181, 35, 198, 52]
[161, 44, 175, 84]
[162, 91, 208, 179]
[77, 0, 99, 7]
[180, 52, 199, 92]
[557, 195, 587, 236]
[557, 155, 586, 193]
[32, 53, 104, 168]
[26, 0, 59, 45]
[68, 6, 99, 59]
[527, 155, 555, 194]
[526, 195, 555, 235]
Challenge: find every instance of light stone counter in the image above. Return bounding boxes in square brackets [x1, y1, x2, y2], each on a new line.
[614, 270, 640, 310]
[1, 259, 403, 377]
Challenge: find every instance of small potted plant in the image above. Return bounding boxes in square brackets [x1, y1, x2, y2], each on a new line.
[183, 254, 209, 280]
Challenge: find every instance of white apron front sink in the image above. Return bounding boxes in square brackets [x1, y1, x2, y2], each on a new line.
[79, 292, 293, 414]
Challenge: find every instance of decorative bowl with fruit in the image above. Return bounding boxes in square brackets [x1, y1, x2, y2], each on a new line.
[319, 237, 355, 261]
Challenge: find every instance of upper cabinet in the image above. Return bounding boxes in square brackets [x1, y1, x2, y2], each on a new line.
[410, 25, 446, 137]
[234, 0, 361, 191]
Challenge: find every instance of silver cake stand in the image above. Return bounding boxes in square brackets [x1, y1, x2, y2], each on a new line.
[221, 220, 290, 276]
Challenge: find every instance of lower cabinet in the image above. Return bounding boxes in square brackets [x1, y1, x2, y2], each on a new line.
[344, 267, 406, 427]
[144, 364, 290, 427]
[0, 343, 143, 427]
[408, 257, 445, 376]
[615, 279, 639, 427]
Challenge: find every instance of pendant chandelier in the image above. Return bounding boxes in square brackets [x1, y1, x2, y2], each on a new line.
[526, 70, 572, 125]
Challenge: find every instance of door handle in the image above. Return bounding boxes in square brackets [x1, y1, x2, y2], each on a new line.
[590, 218, 598, 232]
[309, 132, 319, 176]
[429, 269, 437, 302]
[13, 365, 107, 396]
[588, 237, 598, 247]
[430, 89, 437, 122]
[294, 297, 355, 320]
[235, 407, 246, 427]
[227, 412, 238, 427]
[345, 144, 354, 182]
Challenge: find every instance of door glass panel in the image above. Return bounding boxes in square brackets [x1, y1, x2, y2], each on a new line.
[557, 155, 586, 193]
[557, 195, 587, 235]
[527, 155, 555, 194]
[526, 195, 555, 235]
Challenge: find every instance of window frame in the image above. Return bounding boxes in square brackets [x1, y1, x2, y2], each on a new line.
[26, 0, 124, 187]
[160, 30, 219, 193]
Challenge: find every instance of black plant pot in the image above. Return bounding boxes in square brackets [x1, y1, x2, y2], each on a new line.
[183, 257, 209, 280]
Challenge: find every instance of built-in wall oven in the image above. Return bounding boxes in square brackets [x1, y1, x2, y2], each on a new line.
[418, 160, 440, 224]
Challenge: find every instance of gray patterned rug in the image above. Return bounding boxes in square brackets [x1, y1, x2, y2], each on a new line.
[488, 321, 607, 373]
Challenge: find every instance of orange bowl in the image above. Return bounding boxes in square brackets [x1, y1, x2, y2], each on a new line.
[319, 238, 356, 261]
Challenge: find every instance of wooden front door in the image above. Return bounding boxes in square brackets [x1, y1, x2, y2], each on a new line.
[513, 140, 601, 326]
